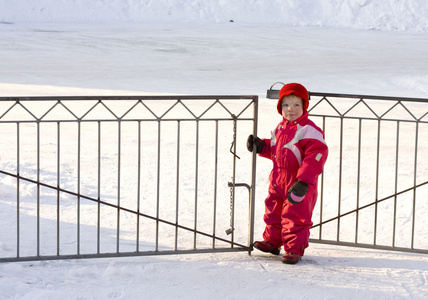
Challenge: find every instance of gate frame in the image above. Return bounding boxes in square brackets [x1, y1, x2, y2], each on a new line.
[0, 95, 259, 263]
[268, 85, 428, 255]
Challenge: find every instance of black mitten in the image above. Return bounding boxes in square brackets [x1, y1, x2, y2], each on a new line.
[246, 135, 264, 153]
[287, 181, 309, 204]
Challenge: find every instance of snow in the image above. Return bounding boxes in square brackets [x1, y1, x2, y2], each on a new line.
[2, 0, 428, 32]
[1, 0, 428, 299]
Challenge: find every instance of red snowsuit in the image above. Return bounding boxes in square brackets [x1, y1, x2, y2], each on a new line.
[258, 111, 328, 256]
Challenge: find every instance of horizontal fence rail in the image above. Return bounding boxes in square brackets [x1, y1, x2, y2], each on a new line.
[268, 86, 428, 254]
[0, 95, 258, 262]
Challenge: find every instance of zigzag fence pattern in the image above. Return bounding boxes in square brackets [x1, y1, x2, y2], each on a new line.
[268, 87, 428, 254]
[0, 95, 258, 262]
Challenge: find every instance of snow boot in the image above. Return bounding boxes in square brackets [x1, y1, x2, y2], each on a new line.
[253, 240, 281, 255]
[282, 251, 301, 264]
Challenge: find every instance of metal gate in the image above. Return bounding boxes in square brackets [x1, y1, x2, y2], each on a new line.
[0, 95, 258, 262]
[3, 90, 427, 263]
[268, 86, 428, 254]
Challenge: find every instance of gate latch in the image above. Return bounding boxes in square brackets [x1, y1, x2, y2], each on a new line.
[226, 181, 251, 235]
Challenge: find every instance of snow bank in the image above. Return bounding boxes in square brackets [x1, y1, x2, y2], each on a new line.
[1, 0, 428, 32]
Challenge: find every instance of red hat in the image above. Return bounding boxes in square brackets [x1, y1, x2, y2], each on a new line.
[277, 83, 309, 114]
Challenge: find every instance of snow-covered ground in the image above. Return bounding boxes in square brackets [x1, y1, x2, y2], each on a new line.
[2, 0, 428, 32]
[1, 1, 428, 299]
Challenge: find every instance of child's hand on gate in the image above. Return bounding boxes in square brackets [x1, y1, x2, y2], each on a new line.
[288, 181, 309, 204]
[247, 135, 264, 153]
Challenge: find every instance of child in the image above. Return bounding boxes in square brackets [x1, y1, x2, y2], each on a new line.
[247, 82, 328, 264]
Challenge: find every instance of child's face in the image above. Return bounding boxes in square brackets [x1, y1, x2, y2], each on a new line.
[281, 95, 304, 121]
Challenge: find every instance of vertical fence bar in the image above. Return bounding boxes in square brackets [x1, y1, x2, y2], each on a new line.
[393, 121, 400, 247]
[137, 121, 141, 252]
[57, 122, 61, 256]
[230, 116, 237, 247]
[374, 119, 381, 245]
[175, 121, 181, 251]
[318, 117, 326, 240]
[77, 121, 81, 255]
[212, 121, 219, 248]
[155, 120, 161, 251]
[37, 122, 40, 257]
[248, 96, 258, 250]
[97, 121, 101, 254]
[117, 121, 122, 253]
[411, 122, 419, 250]
[355, 119, 362, 243]
[337, 117, 343, 242]
[193, 120, 200, 249]
[16, 123, 20, 258]
[319, 117, 326, 240]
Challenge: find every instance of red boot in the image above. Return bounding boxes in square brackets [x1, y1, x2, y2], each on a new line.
[282, 251, 301, 264]
[253, 240, 281, 255]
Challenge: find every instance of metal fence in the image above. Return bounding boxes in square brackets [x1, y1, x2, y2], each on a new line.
[268, 86, 428, 254]
[0, 95, 259, 262]
[2, 90, 427, 263]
